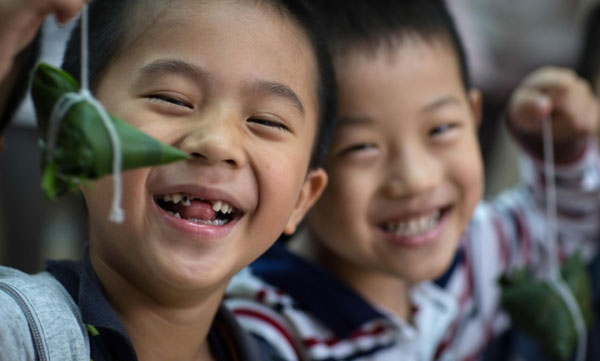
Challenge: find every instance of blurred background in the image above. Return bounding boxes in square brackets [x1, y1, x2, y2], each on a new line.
[0, 17, 87, 273]
[0, 0, 599, 271]
[447, 0, 600, 194]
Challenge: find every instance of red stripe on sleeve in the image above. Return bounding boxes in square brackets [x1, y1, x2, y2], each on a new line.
[233, 308, 303, 361]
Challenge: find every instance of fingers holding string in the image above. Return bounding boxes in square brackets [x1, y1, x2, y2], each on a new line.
[539, 70, 599, 139]
[51, 0, 90, 24]
[509, 66, 600, 143]
[0, 0, 88, 80]
[508, 86, 553, 133]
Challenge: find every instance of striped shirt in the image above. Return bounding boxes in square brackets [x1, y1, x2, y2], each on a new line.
[226, 139, 600, 361]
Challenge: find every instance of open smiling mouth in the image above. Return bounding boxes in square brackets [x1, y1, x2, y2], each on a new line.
[379, 206, 451, 238]
[154, 193, 239, 226]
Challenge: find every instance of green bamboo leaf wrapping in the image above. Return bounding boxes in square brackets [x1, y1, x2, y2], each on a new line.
[499, 253, 595, 361]
[31, 63, 191, 199]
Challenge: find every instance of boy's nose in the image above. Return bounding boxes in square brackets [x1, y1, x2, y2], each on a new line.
[179, 120, 246, 169]
[384, 147, 442, 198]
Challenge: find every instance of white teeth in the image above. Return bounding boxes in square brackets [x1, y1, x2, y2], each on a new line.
[211, 200, 234, 214]
[188, 217, 227, 226]
[160, 193, 235, 214]
[385, 210, 441, 237]
[166, 210, 182, 219]
[213, 201, 233, 214]
[221, 203, 232, 214]
[172, 194, 183, 204]
[160, 193, 187, 204]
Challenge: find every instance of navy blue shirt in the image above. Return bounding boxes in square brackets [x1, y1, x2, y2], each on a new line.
[46, 249, 269, 361]
[250, 243, 389, 341]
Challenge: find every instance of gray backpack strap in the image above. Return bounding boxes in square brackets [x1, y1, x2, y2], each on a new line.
[0, 266, 90, 361]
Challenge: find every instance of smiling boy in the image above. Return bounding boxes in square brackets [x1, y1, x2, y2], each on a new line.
[226, 1, 600, 360]
[0, 0, 335, 360]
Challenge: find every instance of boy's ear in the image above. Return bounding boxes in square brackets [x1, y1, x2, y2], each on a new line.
[468, 88, 483, 128]
[283, 168, 328, 235]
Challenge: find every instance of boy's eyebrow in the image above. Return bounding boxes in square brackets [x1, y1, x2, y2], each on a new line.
[247, 81, 305, 116]
[337, 116, 372, 126]
[138, 59, 304, 116]
[138, 59, 207, 83]
[422, 95, 461, 112]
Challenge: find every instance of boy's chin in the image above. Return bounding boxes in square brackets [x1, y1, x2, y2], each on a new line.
[398, 248, 459, 284]
[149, 253, 234, 293]
[399, 267, 446, 285]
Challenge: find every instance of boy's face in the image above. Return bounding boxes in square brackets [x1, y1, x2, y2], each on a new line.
[306, 40, 483, 284]
[84, 0, 326, 296]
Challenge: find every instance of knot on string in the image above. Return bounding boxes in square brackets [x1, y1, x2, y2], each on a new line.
[47, 92, 86, 158]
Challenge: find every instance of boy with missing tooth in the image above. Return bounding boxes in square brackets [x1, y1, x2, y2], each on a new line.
[226, 1, 600, 360]
[0, 0, 336, 360]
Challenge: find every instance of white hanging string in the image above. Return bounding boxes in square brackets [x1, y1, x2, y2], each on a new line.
[541, 117, 586, 361]
[82, 88, 124, 223]
[47, 4, 124, 223]
[79, 5, 124, 223]
[80, 3, 89, 92]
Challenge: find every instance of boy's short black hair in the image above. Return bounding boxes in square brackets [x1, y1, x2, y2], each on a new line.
[307, 0, 471, 91]
[0, 33, 42, 135]
[578, 4, 600, 91]
[62, 0, 336, 168]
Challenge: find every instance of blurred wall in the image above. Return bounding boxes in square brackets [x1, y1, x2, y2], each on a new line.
[0, 125, 86, 272]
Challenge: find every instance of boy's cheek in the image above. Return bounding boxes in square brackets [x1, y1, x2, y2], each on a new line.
[81, 169, 149, 215]
[313, 167, 370, 220]
[455, 153, 483, 215]
[96, 92, 167, 141]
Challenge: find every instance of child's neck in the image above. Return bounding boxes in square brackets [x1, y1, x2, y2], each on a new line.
[91, 255, 222, 361]
[290, 233, 413, 322]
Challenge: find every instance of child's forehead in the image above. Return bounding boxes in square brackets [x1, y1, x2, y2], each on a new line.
[122, 0, 307, 52]
[334, 38, 461, 87]
[331, 39, 470, 126]
[119, 0, 315, 74]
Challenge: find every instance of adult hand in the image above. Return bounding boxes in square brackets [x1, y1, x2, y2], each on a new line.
[0, 0, 87, 81]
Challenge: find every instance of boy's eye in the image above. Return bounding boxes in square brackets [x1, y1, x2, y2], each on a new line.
[247, 118, 289, 132]
[147, 94, 193, 109]
[429, 123, 458, 137]
[340, 143, 377, 156]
